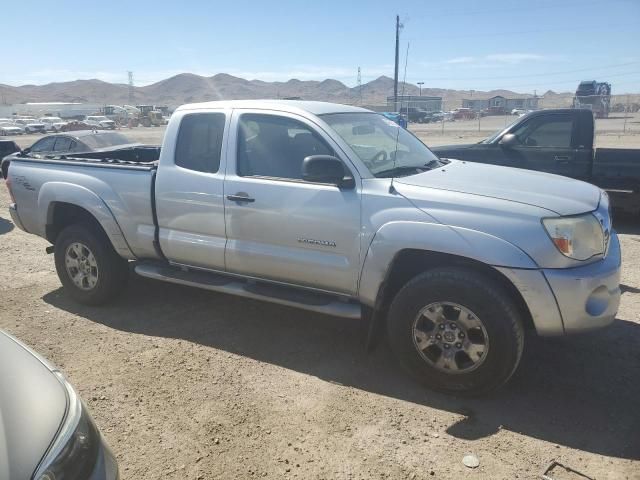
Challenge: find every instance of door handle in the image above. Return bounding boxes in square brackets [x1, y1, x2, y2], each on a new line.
[554, 155, 570, 164]
[226, 193, 255, 203]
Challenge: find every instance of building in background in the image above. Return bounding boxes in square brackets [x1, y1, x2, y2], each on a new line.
[386, 95, 442, 112]
[462, 95, 539, 112]
[0, 102, 103, 119]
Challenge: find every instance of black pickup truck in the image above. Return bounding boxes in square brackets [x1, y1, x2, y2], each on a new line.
[431, 109, 640, 214]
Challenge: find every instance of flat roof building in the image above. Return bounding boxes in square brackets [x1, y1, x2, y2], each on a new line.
[462, 95, 539, 112]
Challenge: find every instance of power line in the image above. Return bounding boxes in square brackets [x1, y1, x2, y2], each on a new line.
[410, 0, 629, 18]
[421, 22, 638, 39]
[444, 71, 640, 91]
[414, 61, 640, 82]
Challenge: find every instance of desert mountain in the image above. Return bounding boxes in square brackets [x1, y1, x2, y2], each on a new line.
[0, 74, 575, 108]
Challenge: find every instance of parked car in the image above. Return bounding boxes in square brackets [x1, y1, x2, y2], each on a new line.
[85, 116, 116, 130]
[61, 120, 94, 132]
[0, 140, 20, 178]
[25, 131, 136, 155]
[0, 131, 141, 176]
[431, 108, 640, 214]
[380, 112, 407, 128]
[0, 122, 24, 136]
[40, 116, 68, 132]
[511, 108, 526, 116]
[402, 107, 431, 123]
[0, 329, 119, 480]
[13, 118, 46, 134]
[6, 100, 620, 395]
[451, 108, 476, 120]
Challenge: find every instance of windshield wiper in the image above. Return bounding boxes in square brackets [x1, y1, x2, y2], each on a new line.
[375, 165, 429, 178]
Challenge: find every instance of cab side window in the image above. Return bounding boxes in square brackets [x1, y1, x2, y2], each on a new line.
[513, 115, 573, 148]
[237, 114, 333, 180]
[175, 113, 225, 173]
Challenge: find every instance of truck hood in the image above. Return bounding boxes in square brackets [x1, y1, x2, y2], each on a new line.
[0, 331, 66, 480]
[394, 159, 601, 216]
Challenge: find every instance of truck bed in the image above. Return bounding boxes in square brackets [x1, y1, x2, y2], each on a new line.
[593, 148, 640, 192]
[7, 148, 161, 260]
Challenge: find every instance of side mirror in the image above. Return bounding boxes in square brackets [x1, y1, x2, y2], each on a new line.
[499, 133, 518, 147]
[302, 155, 354, 188]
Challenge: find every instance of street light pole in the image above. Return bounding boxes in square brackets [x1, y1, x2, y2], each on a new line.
[417, 81, 424, 96]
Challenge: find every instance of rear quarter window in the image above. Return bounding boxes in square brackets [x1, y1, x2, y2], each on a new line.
[174, 113, 226, 173]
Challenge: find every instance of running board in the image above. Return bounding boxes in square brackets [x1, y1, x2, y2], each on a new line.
[134, 263, 361, 319]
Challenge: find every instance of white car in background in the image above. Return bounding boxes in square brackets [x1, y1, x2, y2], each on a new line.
[40, 117, 67, 132]
[0, 122, 23, 136]
[13, 118, 46, 134]
[85, 115, 116, 130]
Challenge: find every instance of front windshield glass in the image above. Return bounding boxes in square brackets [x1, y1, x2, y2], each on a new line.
[322, 112, 442, 178]
[81, 132, 131, 148]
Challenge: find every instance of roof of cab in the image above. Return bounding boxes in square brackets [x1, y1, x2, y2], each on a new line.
[175, 100, 372, 116]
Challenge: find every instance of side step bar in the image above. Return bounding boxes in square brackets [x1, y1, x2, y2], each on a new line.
[134, 263, 362, 319]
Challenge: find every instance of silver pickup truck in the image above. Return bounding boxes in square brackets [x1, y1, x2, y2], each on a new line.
[5, 100, 621, 395]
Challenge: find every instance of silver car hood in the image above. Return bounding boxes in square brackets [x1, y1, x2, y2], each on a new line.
[0, 331, 66, 480]
[394, 159, 601, 216]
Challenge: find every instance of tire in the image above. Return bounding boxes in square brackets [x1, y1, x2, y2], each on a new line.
[54, 224, 129, 305]
[386, 267, 524, 395]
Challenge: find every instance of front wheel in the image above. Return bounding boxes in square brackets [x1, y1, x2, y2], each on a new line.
[54, 224, 129, 305]
[386, 267, 524, 395]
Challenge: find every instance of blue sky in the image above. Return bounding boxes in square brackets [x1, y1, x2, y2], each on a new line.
[3, 0, 639, 93]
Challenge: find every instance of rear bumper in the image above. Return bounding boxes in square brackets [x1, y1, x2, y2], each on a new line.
[495, 232, 621, 336]
[8, 203, 26, 232]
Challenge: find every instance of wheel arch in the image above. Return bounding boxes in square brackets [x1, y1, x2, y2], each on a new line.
[39, 183, 135, 259]
[359, 222, 538, 349]
[377, 249, 535, 332]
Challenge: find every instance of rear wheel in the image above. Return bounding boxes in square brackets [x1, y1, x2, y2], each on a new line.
[386, 267, 524, 395]
[54, 224, 129, 305]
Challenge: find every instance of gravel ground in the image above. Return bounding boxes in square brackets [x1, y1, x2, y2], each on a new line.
[1, 123, 640, 479]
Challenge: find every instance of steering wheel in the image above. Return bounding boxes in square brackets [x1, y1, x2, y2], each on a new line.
[371, 150, 388, 166]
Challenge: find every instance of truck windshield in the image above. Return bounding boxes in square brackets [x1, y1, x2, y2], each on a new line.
[322, 112, 442, 178]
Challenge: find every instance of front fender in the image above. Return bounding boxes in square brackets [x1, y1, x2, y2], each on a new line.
[358, 221, 537, 306]
[38, 182, 135, 259]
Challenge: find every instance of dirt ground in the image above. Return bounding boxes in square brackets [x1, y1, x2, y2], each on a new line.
[1, 120, 640, 479]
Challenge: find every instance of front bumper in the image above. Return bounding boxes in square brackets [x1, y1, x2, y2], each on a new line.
[90, 436, 120, 480]
[543, 232, 621, 334]
[496, 232, 621, 336]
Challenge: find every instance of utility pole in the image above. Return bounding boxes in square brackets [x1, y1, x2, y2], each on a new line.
[357, 67, 362, 105]
[393, 15, 402, 111]
[128, 71, 134, 105]
[417, 81, 424, 96]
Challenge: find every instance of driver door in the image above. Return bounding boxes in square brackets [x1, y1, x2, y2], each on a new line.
[501, 113, 587, 178]
[223, 110, 362, 295]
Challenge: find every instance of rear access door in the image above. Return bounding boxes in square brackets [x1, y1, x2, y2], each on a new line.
[155, 109, 230, 270]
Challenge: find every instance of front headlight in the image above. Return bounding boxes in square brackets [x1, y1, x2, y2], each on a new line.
[543, 213, 605, 261]
[33, 372, 100, 480]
